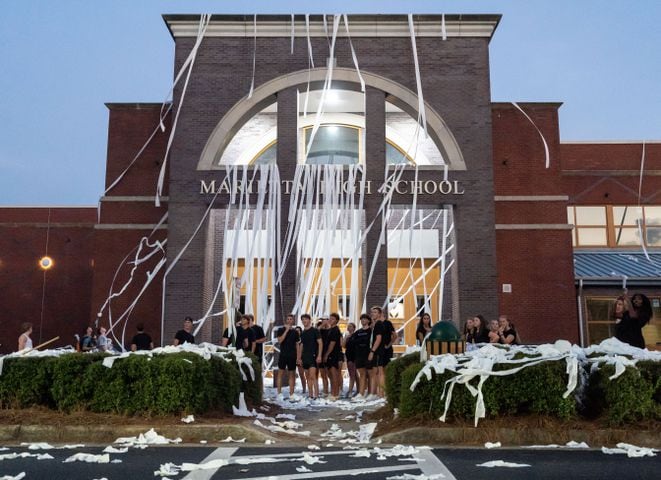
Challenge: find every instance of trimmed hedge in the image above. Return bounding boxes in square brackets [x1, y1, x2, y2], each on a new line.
[385, 352, 420, 410]
[586, 361, 661, 424]
[0, 352, 261, 416]
[388, 353, 661, 424]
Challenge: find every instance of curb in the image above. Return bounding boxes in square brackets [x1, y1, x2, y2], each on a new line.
[0, 424, 274, 445]
[376, 427, 661, 449]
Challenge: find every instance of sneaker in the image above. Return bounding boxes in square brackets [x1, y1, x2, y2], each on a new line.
[351, 394, 365, 402]
[365, 394, 378, 401]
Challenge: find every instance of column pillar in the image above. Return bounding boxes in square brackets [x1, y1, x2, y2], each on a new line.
[275, 87, 298, 325]
[363, 87, 388, 310]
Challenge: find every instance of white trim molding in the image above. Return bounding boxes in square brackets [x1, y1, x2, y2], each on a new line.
[495, 224, 573, 230]
[165, 15, 500, 39]
[495, 195, 569, 202]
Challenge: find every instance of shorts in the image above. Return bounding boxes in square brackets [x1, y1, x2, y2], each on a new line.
[278, 355, 297, 371]
[325, 355, 340, 369]
[366, 353, 380, 370]
[355, 355, 370, 369]
[376, 350, 391, 368]
[302, 355, 317, 370]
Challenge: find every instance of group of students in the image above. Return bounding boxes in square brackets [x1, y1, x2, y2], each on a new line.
[613, 292, 653, 349]
[275, 306, 397, 402]
[462, 314, 519, 349]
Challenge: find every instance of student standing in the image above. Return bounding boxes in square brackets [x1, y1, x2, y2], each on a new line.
[18, 322, 33, 351]
[276, 314, 300, 400]
[130, 323, 154, 351]
[173, 317, 195, 346]
[297, 313, 322, 400]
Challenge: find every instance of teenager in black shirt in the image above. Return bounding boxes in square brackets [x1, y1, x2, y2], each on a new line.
[370, 306, 396, 398]
[343, 322, 357, 398]
[174, 317, 195, 346]
[276, 314, 300, 399]
[248, 314, 267, 364]
[317, 318, 331, 397]
[497, 315, 518, 345]
[297, 313, 322, 400]
[130, 323, 153, 351]
[353, 314, 372, 399]
[236, 315, 256, 354]
[324, 313, 343, 400]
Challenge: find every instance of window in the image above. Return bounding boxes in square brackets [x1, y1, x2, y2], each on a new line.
[568, 205, 661, 248]
[585, 296, 661, 346]
[303, 125, 361, 165]
[337, 296, 351, 319]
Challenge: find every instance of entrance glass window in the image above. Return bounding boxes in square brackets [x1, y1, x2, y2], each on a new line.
[304, 125, 360, 165]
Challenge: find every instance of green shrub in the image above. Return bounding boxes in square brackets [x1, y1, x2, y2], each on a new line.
[50, 353, 107, 412]
[385, 353, 420, 410]
[588, 362, 660, 424]
[0, 351, 258, 416]
[398, 358, 576, 421]
[0, 357, 53, 408]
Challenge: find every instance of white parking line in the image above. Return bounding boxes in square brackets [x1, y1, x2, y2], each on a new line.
[232, 464, 418, 480]
[416, 448, 457, 479]
[182, 447, 238, 480]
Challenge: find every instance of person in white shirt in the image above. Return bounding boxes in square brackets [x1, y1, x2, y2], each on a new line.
[18, 322, 33, 351]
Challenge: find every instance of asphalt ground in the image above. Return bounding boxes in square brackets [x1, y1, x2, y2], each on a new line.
[1, 445, 659, 480]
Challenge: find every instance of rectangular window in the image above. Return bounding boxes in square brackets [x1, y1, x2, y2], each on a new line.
[568, 205, 661, 248]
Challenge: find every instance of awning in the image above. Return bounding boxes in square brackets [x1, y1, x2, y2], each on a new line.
[574, 251, 661, 286]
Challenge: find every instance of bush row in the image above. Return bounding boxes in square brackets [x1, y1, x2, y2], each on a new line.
[0, 351, 261, 416]
[387, 354, 660, 425]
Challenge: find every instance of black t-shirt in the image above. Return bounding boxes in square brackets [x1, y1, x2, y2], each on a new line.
[251, 325, 266, 359]
[236, 327, 256, 353]
[277, 326, 299, 357]
[300, 327, 320, 359]
[474, 329, 490, 344]
[501, 327, 518, 345]
[320, 328, 330, 354]
[327, 326, 342, 357]
[382, 319, 395, 350]
[615, 311, 646, 349]
[370, 321, 385, 352]
[175, 329, 195, 345]
[222, 328, 235, 346]
[344, 333, 356, 361]
[353, 328, 371, 358]
[131, 332, 152, 351]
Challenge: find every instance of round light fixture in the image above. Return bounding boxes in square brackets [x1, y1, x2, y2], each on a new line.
[39, 256, 54, 270]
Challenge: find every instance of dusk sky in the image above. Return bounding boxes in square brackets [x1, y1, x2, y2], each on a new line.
[1, 0, 659, 205]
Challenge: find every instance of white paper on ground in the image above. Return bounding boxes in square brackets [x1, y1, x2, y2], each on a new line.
[296, 465, 313, 472]
[114, 428, 182, 447]
[220, 436, 246, 443]
[565, 441, 589, 449]
[386, 474, 445, 480]
[276, 413, 296, 420]
[350, 449, 371, 458]
[63, 453, 110, 464]
[300, 452, 327, 465]
[484, 442, 501, 449]
[307, 444, 320, 450]
[601, 443, 658, 458]
[0, 473, 26, 480]
[181, 415, 195, 423]
[21, 442, 54, 450]
[477, 460, 530, 468]
[0, 452, 54, 461]
[102, 446, 128, 454]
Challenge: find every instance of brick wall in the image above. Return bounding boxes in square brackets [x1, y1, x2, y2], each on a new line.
[0, 208, 95, 354]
